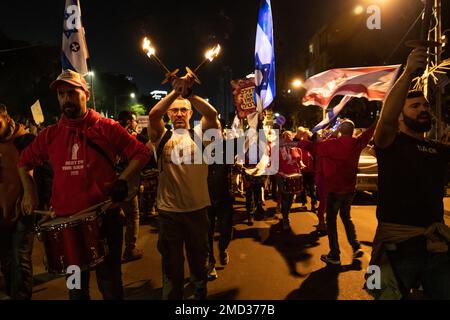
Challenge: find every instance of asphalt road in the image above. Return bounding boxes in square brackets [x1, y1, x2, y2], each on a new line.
[4, 194, 450, 300]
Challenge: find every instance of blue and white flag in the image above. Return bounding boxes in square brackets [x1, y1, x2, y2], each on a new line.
[254, 0, 275, 113]
[312, 95, 351, 133]
[62, 0, 89, 75]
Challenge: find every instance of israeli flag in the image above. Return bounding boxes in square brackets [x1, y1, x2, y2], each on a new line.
[62, 0, 89, 75]
[312, 96, 351, 133]
[254, 0, 275, 113]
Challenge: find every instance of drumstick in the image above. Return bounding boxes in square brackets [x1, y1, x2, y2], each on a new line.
[34, 210, 56, 218]
[74, 200, 113, 216]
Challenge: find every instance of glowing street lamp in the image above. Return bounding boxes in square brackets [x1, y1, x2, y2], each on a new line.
[353, 5, 364, 15]
[292, 79, 303, 88]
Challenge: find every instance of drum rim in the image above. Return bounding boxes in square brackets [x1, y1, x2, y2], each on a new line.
[45, 256, 105, 275]
[38, 211, 99, 230]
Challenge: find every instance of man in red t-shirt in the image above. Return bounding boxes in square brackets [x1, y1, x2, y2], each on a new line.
[317, 120, 375, 265]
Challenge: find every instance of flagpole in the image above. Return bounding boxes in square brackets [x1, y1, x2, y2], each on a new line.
[88, 69, 97, 111]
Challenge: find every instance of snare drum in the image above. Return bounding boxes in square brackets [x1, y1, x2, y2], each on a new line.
[280, 173, 303, 194]
[36, 211, 106, 274]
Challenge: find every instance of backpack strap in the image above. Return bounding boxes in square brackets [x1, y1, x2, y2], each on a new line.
[157, 130, 173, 173]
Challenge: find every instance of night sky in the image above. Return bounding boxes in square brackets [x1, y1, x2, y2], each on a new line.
[0, 0, 339, 96]
[0, 1, 448, 97]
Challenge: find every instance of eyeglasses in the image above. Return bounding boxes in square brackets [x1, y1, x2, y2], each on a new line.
[168, 108, 190, 115]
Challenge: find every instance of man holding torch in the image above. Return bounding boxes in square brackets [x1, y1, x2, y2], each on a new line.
[148, 74, 219, 300]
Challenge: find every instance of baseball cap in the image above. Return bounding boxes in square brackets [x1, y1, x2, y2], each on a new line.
[49, 69, 89, 92]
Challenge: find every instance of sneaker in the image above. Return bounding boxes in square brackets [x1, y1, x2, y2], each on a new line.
[207, 265, 218, 281]
[320, 254, 341, 265]
[219, 250, 230, 265]
[282, 218, 291, 231]
[122, 247, 144, 263]
[353, 248, 364, 259]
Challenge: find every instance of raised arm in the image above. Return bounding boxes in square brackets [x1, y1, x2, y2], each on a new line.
[187, 95, 219, 130]
[148, 90, 179, 143]
[374, 48, 427, 149]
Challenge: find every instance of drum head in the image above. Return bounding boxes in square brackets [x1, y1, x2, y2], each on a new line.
[40, 211, 98, 230]
[72, 211, 98, 221]
[40, 216, 71, 229]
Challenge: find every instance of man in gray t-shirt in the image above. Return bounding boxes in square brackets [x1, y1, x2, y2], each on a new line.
[149, 75, 219, 300]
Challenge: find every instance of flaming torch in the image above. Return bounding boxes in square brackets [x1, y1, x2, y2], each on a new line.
[142, 37, 179, 84]
[186, 44, 221, 84]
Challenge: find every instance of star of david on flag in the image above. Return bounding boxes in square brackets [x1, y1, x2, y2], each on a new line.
[62, 0, 89, 75]
[254, 0, 276, 113]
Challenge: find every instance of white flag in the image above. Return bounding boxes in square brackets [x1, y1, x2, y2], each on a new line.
[30, 100, 44, 125]
[62, 0, 89, 75]
[303, 65, 401, 109]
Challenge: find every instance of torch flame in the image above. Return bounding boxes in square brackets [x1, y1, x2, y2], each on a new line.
[205, 44, 221, 62]
[143, 37, 155, 57]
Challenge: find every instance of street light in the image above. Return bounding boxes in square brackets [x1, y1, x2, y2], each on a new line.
[353, 5, 364, 15]
[130, 92, 136, 99]
[292, 79, 303, 88]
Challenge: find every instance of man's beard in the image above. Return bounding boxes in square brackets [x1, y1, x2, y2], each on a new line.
[61, 103, 82, 119]
[402, 111, 432, 133]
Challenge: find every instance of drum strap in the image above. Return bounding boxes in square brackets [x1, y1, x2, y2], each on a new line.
[79, 133, 115, 169]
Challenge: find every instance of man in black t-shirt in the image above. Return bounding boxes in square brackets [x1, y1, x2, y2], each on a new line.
[371, 48, 450, 299]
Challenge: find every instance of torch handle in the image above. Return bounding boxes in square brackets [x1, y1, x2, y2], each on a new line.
[152, 54, 171, 74]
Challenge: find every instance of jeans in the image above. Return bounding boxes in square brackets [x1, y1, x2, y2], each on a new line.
[326, 192, 360, 257]
[157, 208, 209, 300]
[387, 236, 450, 300]
[68, 208, 124, 300]
[208, 201, 233, 265]
[121, 195, 140, 251]
[0, 215, 35, 300]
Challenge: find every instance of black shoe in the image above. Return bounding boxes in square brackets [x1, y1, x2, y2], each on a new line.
[320, 254, 341, 265]
[207, 265, 218, 281]
[254, 213, 264, 221]
[122, 248, 144, 263]
[247, 215, 254, 226]
[353, 248, 364, 259]
[255, 208, 265, 220]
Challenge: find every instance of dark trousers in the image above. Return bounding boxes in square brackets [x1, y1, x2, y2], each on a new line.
[326, 192, 360, 257]
[158, 208, 209, 300]
[207, 202, 233, 265]
[245, 176, 266, 215]
[387, 236, 450, 300]
[0, 215, 35, 300]
[68, 208, 124, 300]
[299, 172, 317, 205]
[276, 176, 295, 220]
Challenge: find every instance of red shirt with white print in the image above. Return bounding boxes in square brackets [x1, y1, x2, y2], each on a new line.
[18, 109, 150, 216]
